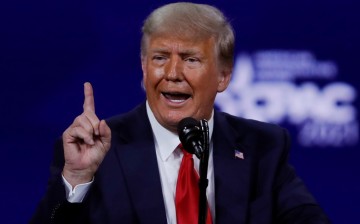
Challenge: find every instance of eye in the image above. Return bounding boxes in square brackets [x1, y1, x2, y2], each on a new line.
[152, 55, 167, 65]
[153, 55, 166, 61]
[185, 57, 201, 68]
[185, 57, 199, 63]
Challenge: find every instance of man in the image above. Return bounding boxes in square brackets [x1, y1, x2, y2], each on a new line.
[31, 2, 330, 223]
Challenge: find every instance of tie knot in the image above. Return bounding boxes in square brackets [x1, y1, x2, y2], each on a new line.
[178, 144, 192, 158]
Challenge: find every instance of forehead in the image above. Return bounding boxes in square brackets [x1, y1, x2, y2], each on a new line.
[146, 34, 217, 54]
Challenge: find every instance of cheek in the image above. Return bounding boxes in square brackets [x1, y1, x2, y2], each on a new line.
[153, 67, 164, 78]
[147, 65, 165, 82]
[144, 66, 161, 89]
[194, 74, 219, 103]
[198, 74, 218, 91]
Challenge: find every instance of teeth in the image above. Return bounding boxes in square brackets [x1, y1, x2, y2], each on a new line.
[163, 92, 190, 102]
[170, 99, 186, 103]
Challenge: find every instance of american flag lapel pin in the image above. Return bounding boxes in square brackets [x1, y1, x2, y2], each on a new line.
[234, 149, 244, 160]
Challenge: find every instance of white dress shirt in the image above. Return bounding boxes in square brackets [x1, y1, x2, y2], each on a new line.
[63, 101, 215, 223]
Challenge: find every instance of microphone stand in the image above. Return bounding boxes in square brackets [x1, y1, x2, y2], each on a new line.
[198, 119, 210, 224]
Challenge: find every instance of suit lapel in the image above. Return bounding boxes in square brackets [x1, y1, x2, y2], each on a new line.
[113, 104, 167, 223]
[213, 112, 253, 223]
[108, 105, 255, 223]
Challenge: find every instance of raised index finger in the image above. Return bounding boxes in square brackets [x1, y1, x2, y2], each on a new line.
[83, 82, 95, 113]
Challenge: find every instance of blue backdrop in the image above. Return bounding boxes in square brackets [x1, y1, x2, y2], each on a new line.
[1, 0, 359, 223]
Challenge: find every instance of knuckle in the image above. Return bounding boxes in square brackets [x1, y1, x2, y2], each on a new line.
[74, 114, 84, 124]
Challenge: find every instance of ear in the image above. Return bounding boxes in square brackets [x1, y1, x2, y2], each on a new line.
[217, 67, 232, 92]
[141, 55, 147, 76]
[141, 55, 147, 82]
[139, 55, 148, 91]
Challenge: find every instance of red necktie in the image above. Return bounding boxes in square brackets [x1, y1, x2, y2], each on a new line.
[175, 144, 212, 224]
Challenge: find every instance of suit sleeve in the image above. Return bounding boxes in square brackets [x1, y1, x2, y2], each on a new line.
[29, 139, 90, 224]
[274, 129, 331, 224]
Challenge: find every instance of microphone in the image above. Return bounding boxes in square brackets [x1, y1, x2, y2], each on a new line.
[177, 117, 203, 158]
[178, 117, 211, 224]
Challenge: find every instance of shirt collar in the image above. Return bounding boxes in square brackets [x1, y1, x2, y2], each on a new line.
[146, 101, 214, 161]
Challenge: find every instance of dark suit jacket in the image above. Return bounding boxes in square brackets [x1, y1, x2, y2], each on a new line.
[31, 102, 330, 224]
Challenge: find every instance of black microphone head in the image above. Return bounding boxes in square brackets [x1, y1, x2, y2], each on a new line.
[177, 117, 202, 154]
[177, 117, 198, 133]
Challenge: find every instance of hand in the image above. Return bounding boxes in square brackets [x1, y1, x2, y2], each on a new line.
[62, 82, 111, 188]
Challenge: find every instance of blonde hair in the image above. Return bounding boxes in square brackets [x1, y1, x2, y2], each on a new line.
[141, 2, 235, 68]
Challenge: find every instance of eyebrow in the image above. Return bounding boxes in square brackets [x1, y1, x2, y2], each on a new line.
[150, 47, 201, 56]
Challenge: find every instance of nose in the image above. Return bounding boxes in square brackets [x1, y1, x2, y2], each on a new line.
[164, 56, 183, 81]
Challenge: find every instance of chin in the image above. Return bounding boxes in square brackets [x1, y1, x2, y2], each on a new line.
[162, 114, 186, 129]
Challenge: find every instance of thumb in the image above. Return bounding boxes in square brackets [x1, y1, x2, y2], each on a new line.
[99, 120, 111, 150]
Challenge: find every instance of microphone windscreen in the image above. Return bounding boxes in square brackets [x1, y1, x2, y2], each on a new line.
[177, 117, 198, 134]
[177, 117, 202, 155]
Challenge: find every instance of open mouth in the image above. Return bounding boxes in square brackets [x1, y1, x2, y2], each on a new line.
[162, 92, 191, 103]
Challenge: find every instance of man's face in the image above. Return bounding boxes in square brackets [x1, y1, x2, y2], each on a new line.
[141, 34, 231, 132]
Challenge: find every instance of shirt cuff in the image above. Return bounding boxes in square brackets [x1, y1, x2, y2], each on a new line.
[62, 175, 93, 203]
